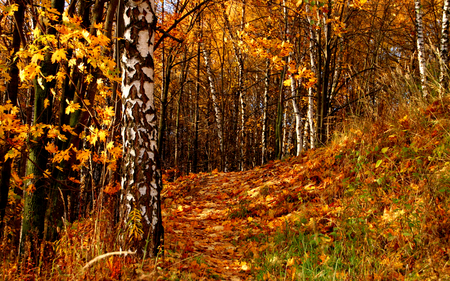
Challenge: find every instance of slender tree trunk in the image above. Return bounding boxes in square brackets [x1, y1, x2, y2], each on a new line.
[158, 55, 172, 162]
[120, 0, 163, 257]
[202, 46, 225, 167]
[221, 1, 246, 170]
[415, 0, 428, 96]
[440, 0, 450, 93]
[0, 0, 24, 240]
[175, 48, 188, 171]
[20, 0, 64, 259]
[306, 3, 317, 149]
[261, 59, 270, 165]
[193, 44, 200, 173]
[290, 74, 303, 156]
[275, 68, 285, 160]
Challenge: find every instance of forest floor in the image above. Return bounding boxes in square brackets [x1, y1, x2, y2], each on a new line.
[153, 97, 450, 280]
[159, 160, 313, 280]
[2, 98, 450, 280]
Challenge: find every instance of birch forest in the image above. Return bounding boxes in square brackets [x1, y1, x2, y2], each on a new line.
[1, 0, 450, 279]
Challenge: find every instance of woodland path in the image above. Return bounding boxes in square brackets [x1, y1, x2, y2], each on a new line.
[162, 170, 258, 280]
[160, 158, 317, 280]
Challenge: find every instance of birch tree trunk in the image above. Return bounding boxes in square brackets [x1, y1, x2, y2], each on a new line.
[290, 74, 303, 156]
[202, 46, 225, 167]
[221, 1, 246, 170]
[120, 0, 163, 257]
[284, 0, 302, 156]
[415, 0, 428, 96]
[261, 59, 270, 165]
[306, 3, 317, 149]
[440, 0, 450, 93]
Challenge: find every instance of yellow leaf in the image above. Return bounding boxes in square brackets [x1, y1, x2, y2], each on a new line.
[68, 58, 77, 67]
[37, 77, 45, 89]
[106, 141, 114, 151]
[51, 49, 67, 63]
[98, 130, 108, 142]
[31, 53, 45, 64]
[65, 99, 81, 114]
[296, 0, 303, 6]
[283, 79, 292, 86]
[4, 4, 19, 16]
[45, 142, 58, 153]
[26, 184, 36, 193]
[44, 98, 50, 109]
[287, 257, 295, 266]
[104, 106, 115, 118]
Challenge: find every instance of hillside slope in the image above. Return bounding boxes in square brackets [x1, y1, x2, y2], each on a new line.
[158, 98, 450, 280]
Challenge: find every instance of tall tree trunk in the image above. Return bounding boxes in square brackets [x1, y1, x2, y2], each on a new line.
[290, 74, 303, 156]
[221, 1, 246, 170]
[158, 54, 173, 162]
[193, 43, 200, 173]
[284, 0, 302, 156]
[20, 0, 64, 259]
[120, 0, 163, 257]
[440, 0, 450, 94]
[316, 4, 332, 145]
[202, 46, 225, 169]
[261, 59, 270, 165]
[415, 0, 428, 96]
[0, 0, 24, 240]
[175, 48, 188, 171]
[275, 68, 286, 160]
[307, 4, 317, 149]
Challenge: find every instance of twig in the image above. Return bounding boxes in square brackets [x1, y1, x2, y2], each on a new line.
[82, 250, 136, 270]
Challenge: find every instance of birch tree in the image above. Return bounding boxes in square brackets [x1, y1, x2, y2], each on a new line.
[120, 0, 163, 256]
[415, 0, 428, 96]
[440, 0, 450, 93]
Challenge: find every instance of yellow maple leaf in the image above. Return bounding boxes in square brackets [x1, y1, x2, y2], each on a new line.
[104, 106, 115, 118]
[65, 99, 81, 114]
[45, 142, 59, 153]
[106, 141, 115, 150]
[98, 130, 108, 142]
[51, 49, 67, 63]
[31, 53, 45, 64]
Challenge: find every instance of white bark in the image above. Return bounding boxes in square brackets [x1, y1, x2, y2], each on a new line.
[261, 59, 270, 165]
[415, 0, 428, 96]
[221, 1, 246, 170]
[307, 3, 317, 149]
[121, 0, 163, 257]
[202, 46, 224, 155]
[440, 0, 450, 92]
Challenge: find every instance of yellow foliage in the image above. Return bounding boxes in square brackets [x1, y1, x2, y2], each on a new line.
[51, 49, 67, 63]
[65, 99, 81, 114]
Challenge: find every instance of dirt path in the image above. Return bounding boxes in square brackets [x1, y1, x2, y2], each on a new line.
[159, 158, 312, 280]
[162, 171, 255, 280]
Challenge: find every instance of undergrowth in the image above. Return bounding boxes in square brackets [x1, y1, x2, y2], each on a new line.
[247, 89, 450, 279]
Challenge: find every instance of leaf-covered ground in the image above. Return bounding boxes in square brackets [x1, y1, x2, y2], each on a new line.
[2, 98, 450, 280]
[156, 98, 450, 280]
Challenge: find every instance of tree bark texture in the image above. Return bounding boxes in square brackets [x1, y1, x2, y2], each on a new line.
[120, 0, 163, 257]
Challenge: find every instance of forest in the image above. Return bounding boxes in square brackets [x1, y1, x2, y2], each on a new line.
[0, 0, 450, 279]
